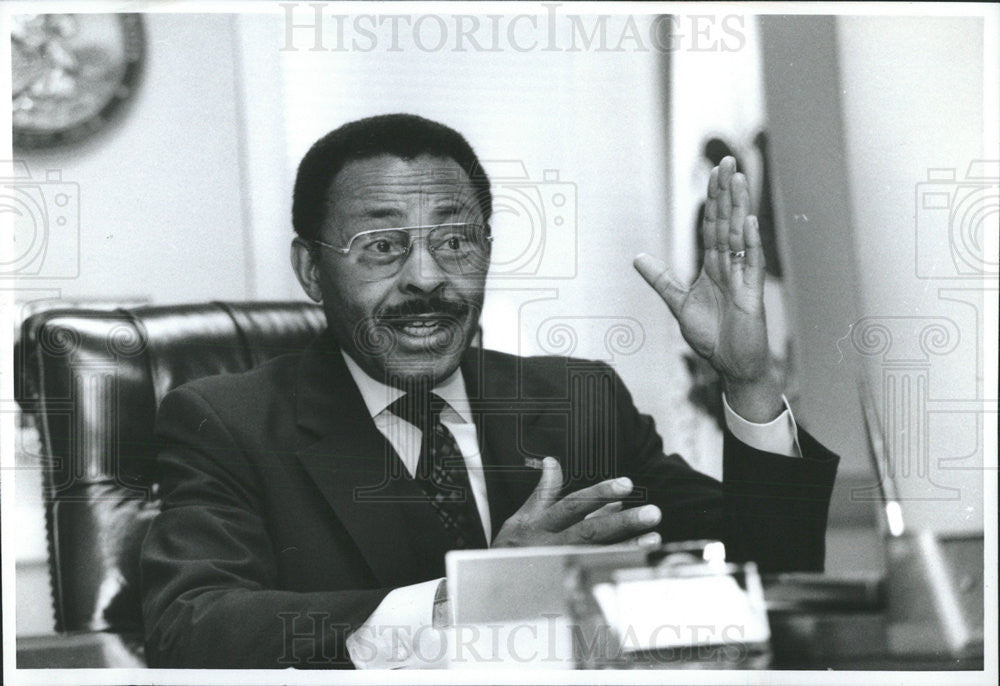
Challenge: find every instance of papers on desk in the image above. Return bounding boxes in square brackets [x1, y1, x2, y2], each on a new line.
[446, 543, 772, 668]
[592, 574, 770, 649]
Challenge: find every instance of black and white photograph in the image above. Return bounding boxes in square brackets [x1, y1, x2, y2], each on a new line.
[1, 1, 996, 683]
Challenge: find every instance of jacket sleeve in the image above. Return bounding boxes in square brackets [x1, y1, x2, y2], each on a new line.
[140, 385, 390, 668]
[610, 367, 839, 573]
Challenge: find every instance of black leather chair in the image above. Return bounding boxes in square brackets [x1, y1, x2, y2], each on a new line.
[15, 301, 326, 665]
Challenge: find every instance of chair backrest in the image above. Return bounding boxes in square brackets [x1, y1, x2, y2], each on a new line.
[16, 301, 326, 639]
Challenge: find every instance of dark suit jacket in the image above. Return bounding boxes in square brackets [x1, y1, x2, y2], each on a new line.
[140, 331, 839, 668]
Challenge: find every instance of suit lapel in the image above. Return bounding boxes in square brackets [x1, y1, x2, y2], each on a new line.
[462, 348, 567, 538]
[292, 337, 571, 570]
[293, 333, 455, 585]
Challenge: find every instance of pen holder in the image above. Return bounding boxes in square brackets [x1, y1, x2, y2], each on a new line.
[884, 530, 983, 658]
[565, 549, 771, 669]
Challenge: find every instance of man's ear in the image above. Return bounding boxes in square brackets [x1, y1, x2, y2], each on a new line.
[290, 237, 323, 303]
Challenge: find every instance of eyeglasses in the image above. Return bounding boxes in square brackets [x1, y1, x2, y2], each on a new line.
[313, 222, 492, 282]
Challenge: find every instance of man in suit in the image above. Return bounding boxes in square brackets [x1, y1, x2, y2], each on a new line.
[141, 114, 838, 668]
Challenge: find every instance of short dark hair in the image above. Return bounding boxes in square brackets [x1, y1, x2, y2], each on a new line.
[292, 113, 493, 241]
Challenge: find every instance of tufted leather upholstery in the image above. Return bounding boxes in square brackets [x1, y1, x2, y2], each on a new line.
[16, 301, 326, 658]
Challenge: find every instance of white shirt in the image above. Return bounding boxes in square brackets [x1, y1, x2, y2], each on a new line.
[342, 350, 801, 668]
[340, 352, 493, 540]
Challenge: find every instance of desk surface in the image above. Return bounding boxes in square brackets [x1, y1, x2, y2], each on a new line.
[767, 610, 984, 670]
[16, 620, 984, 671]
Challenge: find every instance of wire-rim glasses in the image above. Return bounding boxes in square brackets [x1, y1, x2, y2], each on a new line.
[312, 222, 492, 281]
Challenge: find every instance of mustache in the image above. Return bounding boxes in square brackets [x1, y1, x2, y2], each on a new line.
[376, 297, 473, 322]
[354, 298, 478, 358]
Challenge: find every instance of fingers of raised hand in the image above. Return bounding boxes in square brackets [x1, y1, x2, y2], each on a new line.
[541, 477, 634, 531]
[704, 159, 743, 283]
[728, 172, 749, 252]
[726, 186, 748, 283]
[564, 504, 662, 544]
[705, 157, 755, 281]
[703, 166, 720, 251]
[715, 158, 735, 234]
[726, 211, 766, 291]
[742, 215, 765, 287]
[633, 253, 687, 314]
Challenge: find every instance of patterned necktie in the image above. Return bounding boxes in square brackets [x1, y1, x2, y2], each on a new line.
[389, 392, 487, 549]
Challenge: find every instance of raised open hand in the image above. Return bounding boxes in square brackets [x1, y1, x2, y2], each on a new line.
[634, 157, 782, 422]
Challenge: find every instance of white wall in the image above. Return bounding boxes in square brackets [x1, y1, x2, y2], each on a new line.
[760, 15, 991, 534]
[837, 16, 990, 533]
[12, 14, 252, 309]
[235, 14, 302, 301]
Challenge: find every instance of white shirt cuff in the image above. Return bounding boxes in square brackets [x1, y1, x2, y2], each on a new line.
[722, 393, 801, 457]
[346, 578, 446, 668]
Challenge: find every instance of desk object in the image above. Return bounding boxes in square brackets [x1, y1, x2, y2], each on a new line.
[565, 549, 770, 669]
[445, 544, 656, 667]
[761, 532, 985, 670]
[446, 543, 651, 625]
[885, 531, 984, 659]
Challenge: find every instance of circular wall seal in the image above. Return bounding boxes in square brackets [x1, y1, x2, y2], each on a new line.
[12, 13, 145, 149]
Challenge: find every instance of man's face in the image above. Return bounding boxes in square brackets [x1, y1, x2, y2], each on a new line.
[301, 154, 489, 385]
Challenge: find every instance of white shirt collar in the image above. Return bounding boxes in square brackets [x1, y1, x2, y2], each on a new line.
[340, 350, 473, 423]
